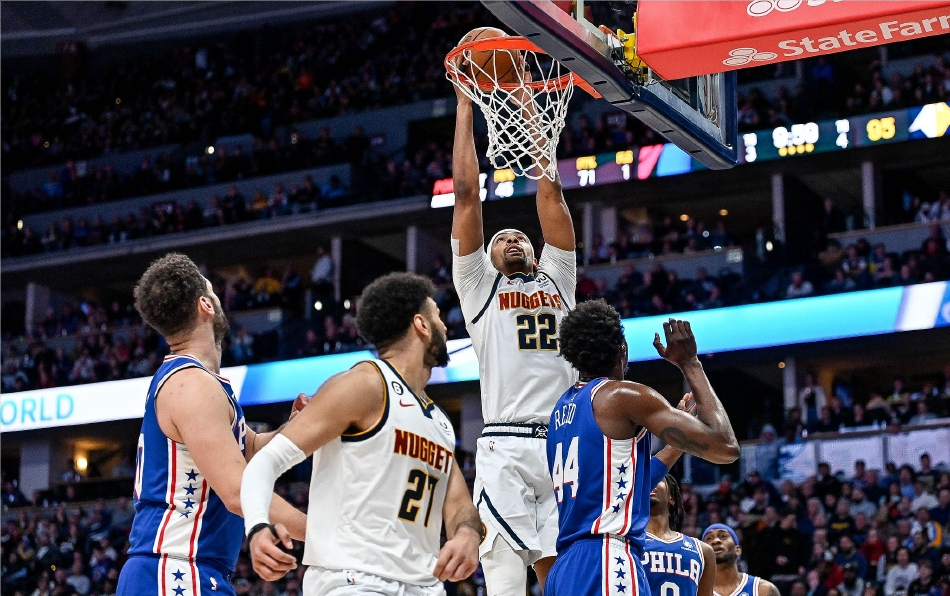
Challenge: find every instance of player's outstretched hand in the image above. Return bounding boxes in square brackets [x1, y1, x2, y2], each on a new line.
[289, 393, 310, 421]
[248, 523, 297, 582]
[652, 318, 699, 368]
[433, 528, 480, 582]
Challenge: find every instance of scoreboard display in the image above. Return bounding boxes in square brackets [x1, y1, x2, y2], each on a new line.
[739, 101, 947, 164]
[432, 102, 950, 207]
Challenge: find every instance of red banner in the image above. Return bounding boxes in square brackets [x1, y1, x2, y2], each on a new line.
[636, 0, 950, 80]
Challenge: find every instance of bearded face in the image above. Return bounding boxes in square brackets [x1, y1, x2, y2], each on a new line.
[425, 315, 449, 368]
[211, 295, 230, 346]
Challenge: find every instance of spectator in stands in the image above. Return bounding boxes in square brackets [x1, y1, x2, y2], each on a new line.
[787, 271, 815, 299]
[908, 559, 939, 596]
[310, 244, 334, 303]
[252, 267, 282, 305]
[884, 547, 918, 596]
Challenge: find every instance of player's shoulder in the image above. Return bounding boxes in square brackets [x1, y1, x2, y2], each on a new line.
[332, 360, 387, 393]
[756, 578, 780, 596]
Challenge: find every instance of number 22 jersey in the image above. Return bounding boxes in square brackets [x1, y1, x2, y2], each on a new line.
[452, 241, 577, 424]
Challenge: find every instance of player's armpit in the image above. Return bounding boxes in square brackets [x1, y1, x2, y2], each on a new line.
[697, 541, 717, 596]
[159, 368, 249, 515]
[280, 362, 385, 456]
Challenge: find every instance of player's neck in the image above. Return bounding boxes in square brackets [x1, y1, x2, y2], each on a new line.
[167, 329, 221, 373]
[379, 349, 431, 397]
[498, 263, 534, 278]
[646, 516, 675, 539]
[715, 563, 744, 594]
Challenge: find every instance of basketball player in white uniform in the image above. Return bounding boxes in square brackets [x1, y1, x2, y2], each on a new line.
[240, 273, 482, 595]
[450, 77, 576, 594]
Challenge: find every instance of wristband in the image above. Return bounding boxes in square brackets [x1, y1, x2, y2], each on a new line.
[247, 522, 278, 542]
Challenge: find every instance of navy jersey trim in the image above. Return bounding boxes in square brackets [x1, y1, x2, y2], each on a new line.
[477, 489, 528, 550]
[537, 270, 567, 309]
[341, 361, 390, 442]
[506, 272, 535, 283]
[381, 359, 434, 418]
[470, 273, 503, 325]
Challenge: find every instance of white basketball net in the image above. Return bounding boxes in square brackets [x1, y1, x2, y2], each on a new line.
[447, 46, 574, 181]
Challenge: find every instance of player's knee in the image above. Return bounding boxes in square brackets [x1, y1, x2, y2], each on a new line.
[481, 535, 529, 596]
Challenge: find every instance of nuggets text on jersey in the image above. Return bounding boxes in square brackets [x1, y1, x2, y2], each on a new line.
[393, 429, 453, 474]
[498, 289, 564, 312]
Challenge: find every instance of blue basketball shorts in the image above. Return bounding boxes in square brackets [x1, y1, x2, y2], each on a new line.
[545, 536, 649, 596]
[117, 555, 235, 596]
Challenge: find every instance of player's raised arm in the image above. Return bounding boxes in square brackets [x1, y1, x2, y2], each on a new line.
[649, 393, 693, 488]
[433, 463, 482, 582]
[602, 381, 738, 464]
[239, 363, 384, 579]
[451, 80, 485, 257]
[536, 173, 575, 251]
[651, 319, 738, 460]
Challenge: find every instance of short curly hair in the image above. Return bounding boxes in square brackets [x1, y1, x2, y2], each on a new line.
[134, 253, 210, 338]
[558, 299, 625, 378]
[356, 272, 435, 349]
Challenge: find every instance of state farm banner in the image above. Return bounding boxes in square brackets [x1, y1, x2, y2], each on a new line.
[636, 0, 950, 80]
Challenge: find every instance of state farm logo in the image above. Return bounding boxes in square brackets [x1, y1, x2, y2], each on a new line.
[723, 47, 778, 67]
[747, 0, 842, 17]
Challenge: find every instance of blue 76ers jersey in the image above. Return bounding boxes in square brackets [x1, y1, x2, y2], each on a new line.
[547, 378, 653, 553]
[643, 533, 706, 596]
[127, 355, 246, 570]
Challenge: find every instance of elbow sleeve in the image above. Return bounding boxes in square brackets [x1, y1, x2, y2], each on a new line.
[240, 433, 306, 534]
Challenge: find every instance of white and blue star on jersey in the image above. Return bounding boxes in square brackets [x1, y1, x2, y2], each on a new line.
[118, 354, 245, 596]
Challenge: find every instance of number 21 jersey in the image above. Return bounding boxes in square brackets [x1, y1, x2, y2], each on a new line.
[304, 360, 456, 586]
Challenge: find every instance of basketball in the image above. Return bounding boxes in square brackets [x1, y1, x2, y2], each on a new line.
[457, 26, 522, 85]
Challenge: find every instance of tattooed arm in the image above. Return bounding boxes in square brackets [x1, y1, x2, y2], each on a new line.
[592, 380, 738, 464]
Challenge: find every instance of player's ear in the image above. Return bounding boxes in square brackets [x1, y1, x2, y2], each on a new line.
[412, 312, 430, 338]
[735, 544, 742, 556]
[198, 295, 214, 315]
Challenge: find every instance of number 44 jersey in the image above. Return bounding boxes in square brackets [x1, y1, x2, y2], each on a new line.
[303, 359, 456, 587]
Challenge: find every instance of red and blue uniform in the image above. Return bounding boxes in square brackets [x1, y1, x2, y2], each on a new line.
[118, 355, 246, 596]
[643, 532, 707, 596]
[545, 379, 653, 596]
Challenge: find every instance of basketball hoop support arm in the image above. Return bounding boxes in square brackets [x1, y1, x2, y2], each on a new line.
[482, 0, 738, 170]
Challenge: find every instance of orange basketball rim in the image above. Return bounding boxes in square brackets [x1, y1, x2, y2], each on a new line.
[445, 35, 601, 98]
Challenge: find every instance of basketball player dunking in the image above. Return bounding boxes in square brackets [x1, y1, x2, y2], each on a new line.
[644, 474, 717, 596]
[450, 68, 577, 593]
[117, 254, 306, 596]
[545, 301, 739, 596]
[702, 525, 781, 596]
[240, 273, 482, 596]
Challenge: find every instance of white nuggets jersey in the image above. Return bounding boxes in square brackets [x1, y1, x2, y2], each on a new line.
[452, 241, 577, 423]
[304, 359, 456, 586]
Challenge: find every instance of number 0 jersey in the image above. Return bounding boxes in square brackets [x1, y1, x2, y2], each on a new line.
[303, 359, 456, 586]
[547, 379, 653, 553]
[643, 532, 707, 596]
[452, 241, 577, 424]
[127, 354, 246, 570]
